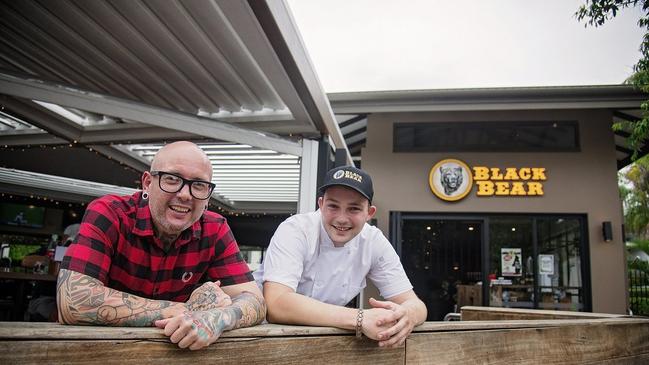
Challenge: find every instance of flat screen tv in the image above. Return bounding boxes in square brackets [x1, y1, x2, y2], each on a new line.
[0, 203, 46, 228]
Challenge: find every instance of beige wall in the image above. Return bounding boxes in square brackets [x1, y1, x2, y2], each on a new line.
[362, 109, 627, 314]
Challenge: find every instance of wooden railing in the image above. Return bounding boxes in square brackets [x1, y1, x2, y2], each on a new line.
[1, 308, 648, 364]
[459, 305, 628, 320]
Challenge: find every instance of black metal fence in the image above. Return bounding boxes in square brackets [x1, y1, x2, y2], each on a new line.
[629, 269, 649, 316]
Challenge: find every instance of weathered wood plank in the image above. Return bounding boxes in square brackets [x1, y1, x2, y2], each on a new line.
[0, 322, 350, 339]
[3, 318, 648, 340]
[413, 317, 649, 332]
[0, 336, 403, 365]
[583, 353, 649, 365]
[460, 306, 626, 321]
[406, 320, 649, 364]
[3, 316, 649, 364]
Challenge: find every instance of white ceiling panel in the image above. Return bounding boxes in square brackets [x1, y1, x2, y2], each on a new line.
[124, 142, 301, 206]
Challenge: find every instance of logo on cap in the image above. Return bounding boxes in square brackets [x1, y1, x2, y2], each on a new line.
[333, 170, 364, 183]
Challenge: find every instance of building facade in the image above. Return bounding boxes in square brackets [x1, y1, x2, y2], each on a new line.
[331, 86, 646, 319]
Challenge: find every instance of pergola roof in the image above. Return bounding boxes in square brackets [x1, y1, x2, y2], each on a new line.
[0, 0, 350, 213]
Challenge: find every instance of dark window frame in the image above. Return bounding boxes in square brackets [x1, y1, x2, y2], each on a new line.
[393, 121, 581, 153]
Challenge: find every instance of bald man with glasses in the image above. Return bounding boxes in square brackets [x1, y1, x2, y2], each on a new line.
[58, 141, 265, 350]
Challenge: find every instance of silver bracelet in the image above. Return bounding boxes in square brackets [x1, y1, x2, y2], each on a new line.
[355, 309, 364, 338]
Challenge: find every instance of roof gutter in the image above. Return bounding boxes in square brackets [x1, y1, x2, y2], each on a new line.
[329, 85, 648, 114]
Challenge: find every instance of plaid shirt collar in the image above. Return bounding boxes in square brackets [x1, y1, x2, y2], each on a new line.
[131, 192, 202, 249]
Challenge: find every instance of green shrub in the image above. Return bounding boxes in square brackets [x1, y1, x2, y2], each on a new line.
[632, 299, 649, 316]
[628, 259, 649, 273]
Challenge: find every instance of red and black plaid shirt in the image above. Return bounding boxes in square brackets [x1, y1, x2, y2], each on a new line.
[62, 192, 253, 302]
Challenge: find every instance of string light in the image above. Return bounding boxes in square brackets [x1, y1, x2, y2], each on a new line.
[0, 175, 288, 221]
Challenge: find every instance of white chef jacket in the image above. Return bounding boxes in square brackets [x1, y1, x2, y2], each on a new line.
[254, 210, 412, 306]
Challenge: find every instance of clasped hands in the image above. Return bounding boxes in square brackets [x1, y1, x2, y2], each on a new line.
[155, 281, 233, 350]
[153, 284, 415, 350]
[361, 297, 414, 348]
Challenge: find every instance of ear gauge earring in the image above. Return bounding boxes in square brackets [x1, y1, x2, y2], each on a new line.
[142, 191, 149, 200]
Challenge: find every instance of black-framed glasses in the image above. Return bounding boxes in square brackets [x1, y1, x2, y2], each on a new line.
[150, 171, 215, 200]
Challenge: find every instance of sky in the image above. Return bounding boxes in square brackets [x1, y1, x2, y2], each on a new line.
[286, 0, 645, 93]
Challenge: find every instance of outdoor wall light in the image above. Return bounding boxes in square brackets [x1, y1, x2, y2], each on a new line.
[602, 221, 613, 242]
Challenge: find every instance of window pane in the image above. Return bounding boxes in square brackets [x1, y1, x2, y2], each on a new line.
[488, 217, 535, 309]
[394, 121, 579, 152]
[537, 218, 584, 311]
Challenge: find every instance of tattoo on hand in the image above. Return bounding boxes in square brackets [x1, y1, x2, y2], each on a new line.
[183, 290, 265, 341]
[186, 282, 232, 311]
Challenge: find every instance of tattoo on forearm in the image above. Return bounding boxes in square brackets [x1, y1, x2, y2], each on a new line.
[186, 290, 266, 340]
[57, 269, 180, 326]
[228, 291, 266, 329]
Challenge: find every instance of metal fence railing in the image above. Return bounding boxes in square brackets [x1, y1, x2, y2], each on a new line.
[629, 269, 649, 316]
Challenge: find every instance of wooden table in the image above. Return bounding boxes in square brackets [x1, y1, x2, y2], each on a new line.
[0, 271, 56, 320]
[2, 311, 649, 364]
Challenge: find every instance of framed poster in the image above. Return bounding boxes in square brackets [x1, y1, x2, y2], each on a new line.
[501, 248, 522, 276]
[539, 254, 554, 275]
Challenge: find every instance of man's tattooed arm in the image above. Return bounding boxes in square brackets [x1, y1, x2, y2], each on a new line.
[155, 290, 266, 350]
[56, 268, 186, 326]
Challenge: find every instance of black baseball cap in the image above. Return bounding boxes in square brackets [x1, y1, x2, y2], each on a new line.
[318, 166, 374, 203]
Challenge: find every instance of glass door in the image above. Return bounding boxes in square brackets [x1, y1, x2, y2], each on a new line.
[536, 217, 586, 311]
[486, 215, 589, 311]
[397, 215, 483, 321]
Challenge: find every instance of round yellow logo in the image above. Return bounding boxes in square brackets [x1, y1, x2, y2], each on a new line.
[429, 159, 473, 202]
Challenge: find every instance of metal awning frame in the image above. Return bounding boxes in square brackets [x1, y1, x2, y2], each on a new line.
[0, 72, 303, 155]
[0, 73, 320, 213]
